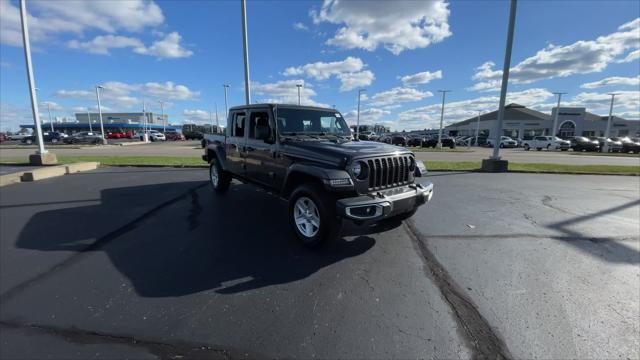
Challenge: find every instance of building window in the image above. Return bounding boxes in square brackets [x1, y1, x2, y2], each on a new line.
[582, 131, 595, 137]
[558, 121, 576, 138]
[618, 130, 629, 137]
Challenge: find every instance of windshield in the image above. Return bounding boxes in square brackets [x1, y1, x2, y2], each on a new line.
[276, 108, 350, 136]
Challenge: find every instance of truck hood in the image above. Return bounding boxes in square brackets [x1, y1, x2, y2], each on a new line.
[282, 139, 411, 165]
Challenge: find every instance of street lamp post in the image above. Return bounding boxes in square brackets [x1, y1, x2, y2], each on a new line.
[603, 93, 617, 153]
[46, 102, 54, 132]
[475, 110, 482, 147]
[159, 100, 165, 132]
[19, 0, 53, 163]
[241, 0, 251, 105]
[86, 110, 93, 132]
[551, 92, 567, 139]
[296, 84, 302, 105]
[436, 90, 450, 149]
[215, 102, 220, 133]
[356, 89, 366, 140]
[223, 84, 230, 124]
[142, 100, 149, 142]
[488, 0, 518, 163]
[95, 85, 106, 144]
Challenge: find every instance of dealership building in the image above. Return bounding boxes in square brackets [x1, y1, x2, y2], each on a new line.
[445, 103, 639, 140]
[20, 112, 175, 133]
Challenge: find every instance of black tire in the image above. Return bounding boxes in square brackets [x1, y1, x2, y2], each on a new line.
[546, 144, 551, 150]
[289, 183, 337, 247]
[499, 143, 504, 148]
[209, 157, 231, 193]
[561, 148, 568, 151]
[524, 144, 530, 151]
[536, 147, 542, 151]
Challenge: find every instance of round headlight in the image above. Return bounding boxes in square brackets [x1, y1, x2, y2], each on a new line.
[351, 162, 362, 178]
[408, 157, 415, 171]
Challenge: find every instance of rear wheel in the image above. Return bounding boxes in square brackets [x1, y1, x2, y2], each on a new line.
[524, 144, 530, 151]
[546, 144, 551, 150]
[209, 157, 231, 193]
[289, 184, 337, 247]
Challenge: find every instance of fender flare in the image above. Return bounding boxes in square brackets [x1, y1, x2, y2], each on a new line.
[281, 163, 351, 197]
[206, 144, 228, 170]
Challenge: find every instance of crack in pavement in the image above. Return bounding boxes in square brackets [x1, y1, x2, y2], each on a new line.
[403, 221, 512, 360]
[0, 183, 208, 304]
[0, 320, 261, 360]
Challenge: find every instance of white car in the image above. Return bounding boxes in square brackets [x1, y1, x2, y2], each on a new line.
[521, 136, 570, 151]
[487, 136, 518, 148]
[7, 133, 29, 140]
[135, 130, 166, 141]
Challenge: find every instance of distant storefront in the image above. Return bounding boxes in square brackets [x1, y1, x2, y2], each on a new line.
[445, 103, 639, 139]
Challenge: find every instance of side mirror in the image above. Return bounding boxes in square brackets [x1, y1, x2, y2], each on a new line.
[256, 125, 271, 141]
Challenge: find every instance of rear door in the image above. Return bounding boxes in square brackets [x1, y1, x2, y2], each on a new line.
[225, 111, 247, 176]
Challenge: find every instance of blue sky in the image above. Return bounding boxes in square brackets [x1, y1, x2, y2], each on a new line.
[1, 0, 639, 132]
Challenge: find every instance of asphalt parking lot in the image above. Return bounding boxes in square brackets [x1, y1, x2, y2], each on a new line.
[0, 167, 638, 359]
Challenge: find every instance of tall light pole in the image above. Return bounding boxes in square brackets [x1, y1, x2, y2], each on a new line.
[86, 109, 93, 132]
[551, 92, 567, 138]
[436, 90, 451, 149]
[240, 0, 251, 105]
[489, 0, 517, 162]
[603, 93, 617, 153]
[215, 102, 220, 133]
[223, 84, 230, 123]
[296, 84, 302, 105]
[45, 102, 54, 132]
[475, 110, 482, 146]
[158, 100, 165, 132]
[95, 85, 106, 143]
[142, 99, 149, 142]
[356, 89, 366, 140]
[19, 0, 50, 162]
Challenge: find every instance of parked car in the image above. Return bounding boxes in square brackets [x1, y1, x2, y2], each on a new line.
[63, 131, 103, 144]
[390, 135, 408, 146]
[570, 136, 600, 152]
[423, 135, 456, 149]
[164, 131, 185, 141]
[521, 136, 570, 151]
[486, 136, 517, 148]
[357, 131, 377, 141]
[589, 137, 623, 152]
[183, 130, 204, 140]
[134, 130, 166, 141]
[611, 137, 640, 154]
[21, 131, 64, 144]
[455, 136, 472, 146]
[7, 133, 29, 141]
[106, 131, 124, 139]
[202, 104, 433, 247]
[407, 137, 425, 147]
[0, 133, 6, 144]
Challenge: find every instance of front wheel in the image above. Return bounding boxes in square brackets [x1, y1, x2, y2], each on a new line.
[209, 157, 231, 193]
[524, 144, 530, 151]
[289, 184, 336, 247]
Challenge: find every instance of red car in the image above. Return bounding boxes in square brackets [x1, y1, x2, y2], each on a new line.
[165, 131, 185, 141]
[106, 131, 133, 139]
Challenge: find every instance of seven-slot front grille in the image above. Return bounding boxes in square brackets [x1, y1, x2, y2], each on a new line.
[365, 156, 411, 190]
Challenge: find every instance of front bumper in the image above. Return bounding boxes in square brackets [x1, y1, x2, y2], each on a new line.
[336, 182, 434, 221]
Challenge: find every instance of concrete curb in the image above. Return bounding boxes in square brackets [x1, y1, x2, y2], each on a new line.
[118, 141, 149, 146]
[0, 162, 100, 186]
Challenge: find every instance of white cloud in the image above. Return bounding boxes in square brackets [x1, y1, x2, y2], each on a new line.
[311, 0, 451, 55]
[0, 0, 164, 46]
[470, 18, 640, 91]
[399, 70, 442, 86]
[0, 103, 32, 131]
[581, 76, 640, 89]
[342, 107, 390, 125]
[252, 79, 329, 107]
[283, 57, 374, 91]
[143, 81, 199, 100]
[53, 80, 199, 109]
[369, 87, 433, 106]
[397, 88, 554, 129]
[67, 35, 144, 55]
[337, 70, 375, 91]
[617, 49, 640, 63]
[183, 109, 211, 122]
[134, 32, 193, 59]
[293, 22, 308, 31]
[40, 101, 64, 111]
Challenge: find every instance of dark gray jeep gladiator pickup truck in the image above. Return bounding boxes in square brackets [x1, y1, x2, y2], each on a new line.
[202, 104, 434, 246]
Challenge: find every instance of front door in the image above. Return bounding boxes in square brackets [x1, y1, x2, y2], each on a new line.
[245, 109, 279, 188]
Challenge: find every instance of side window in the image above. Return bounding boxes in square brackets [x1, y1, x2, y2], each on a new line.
[248, 111, 270, 139]
[232, 112, 246, 138]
